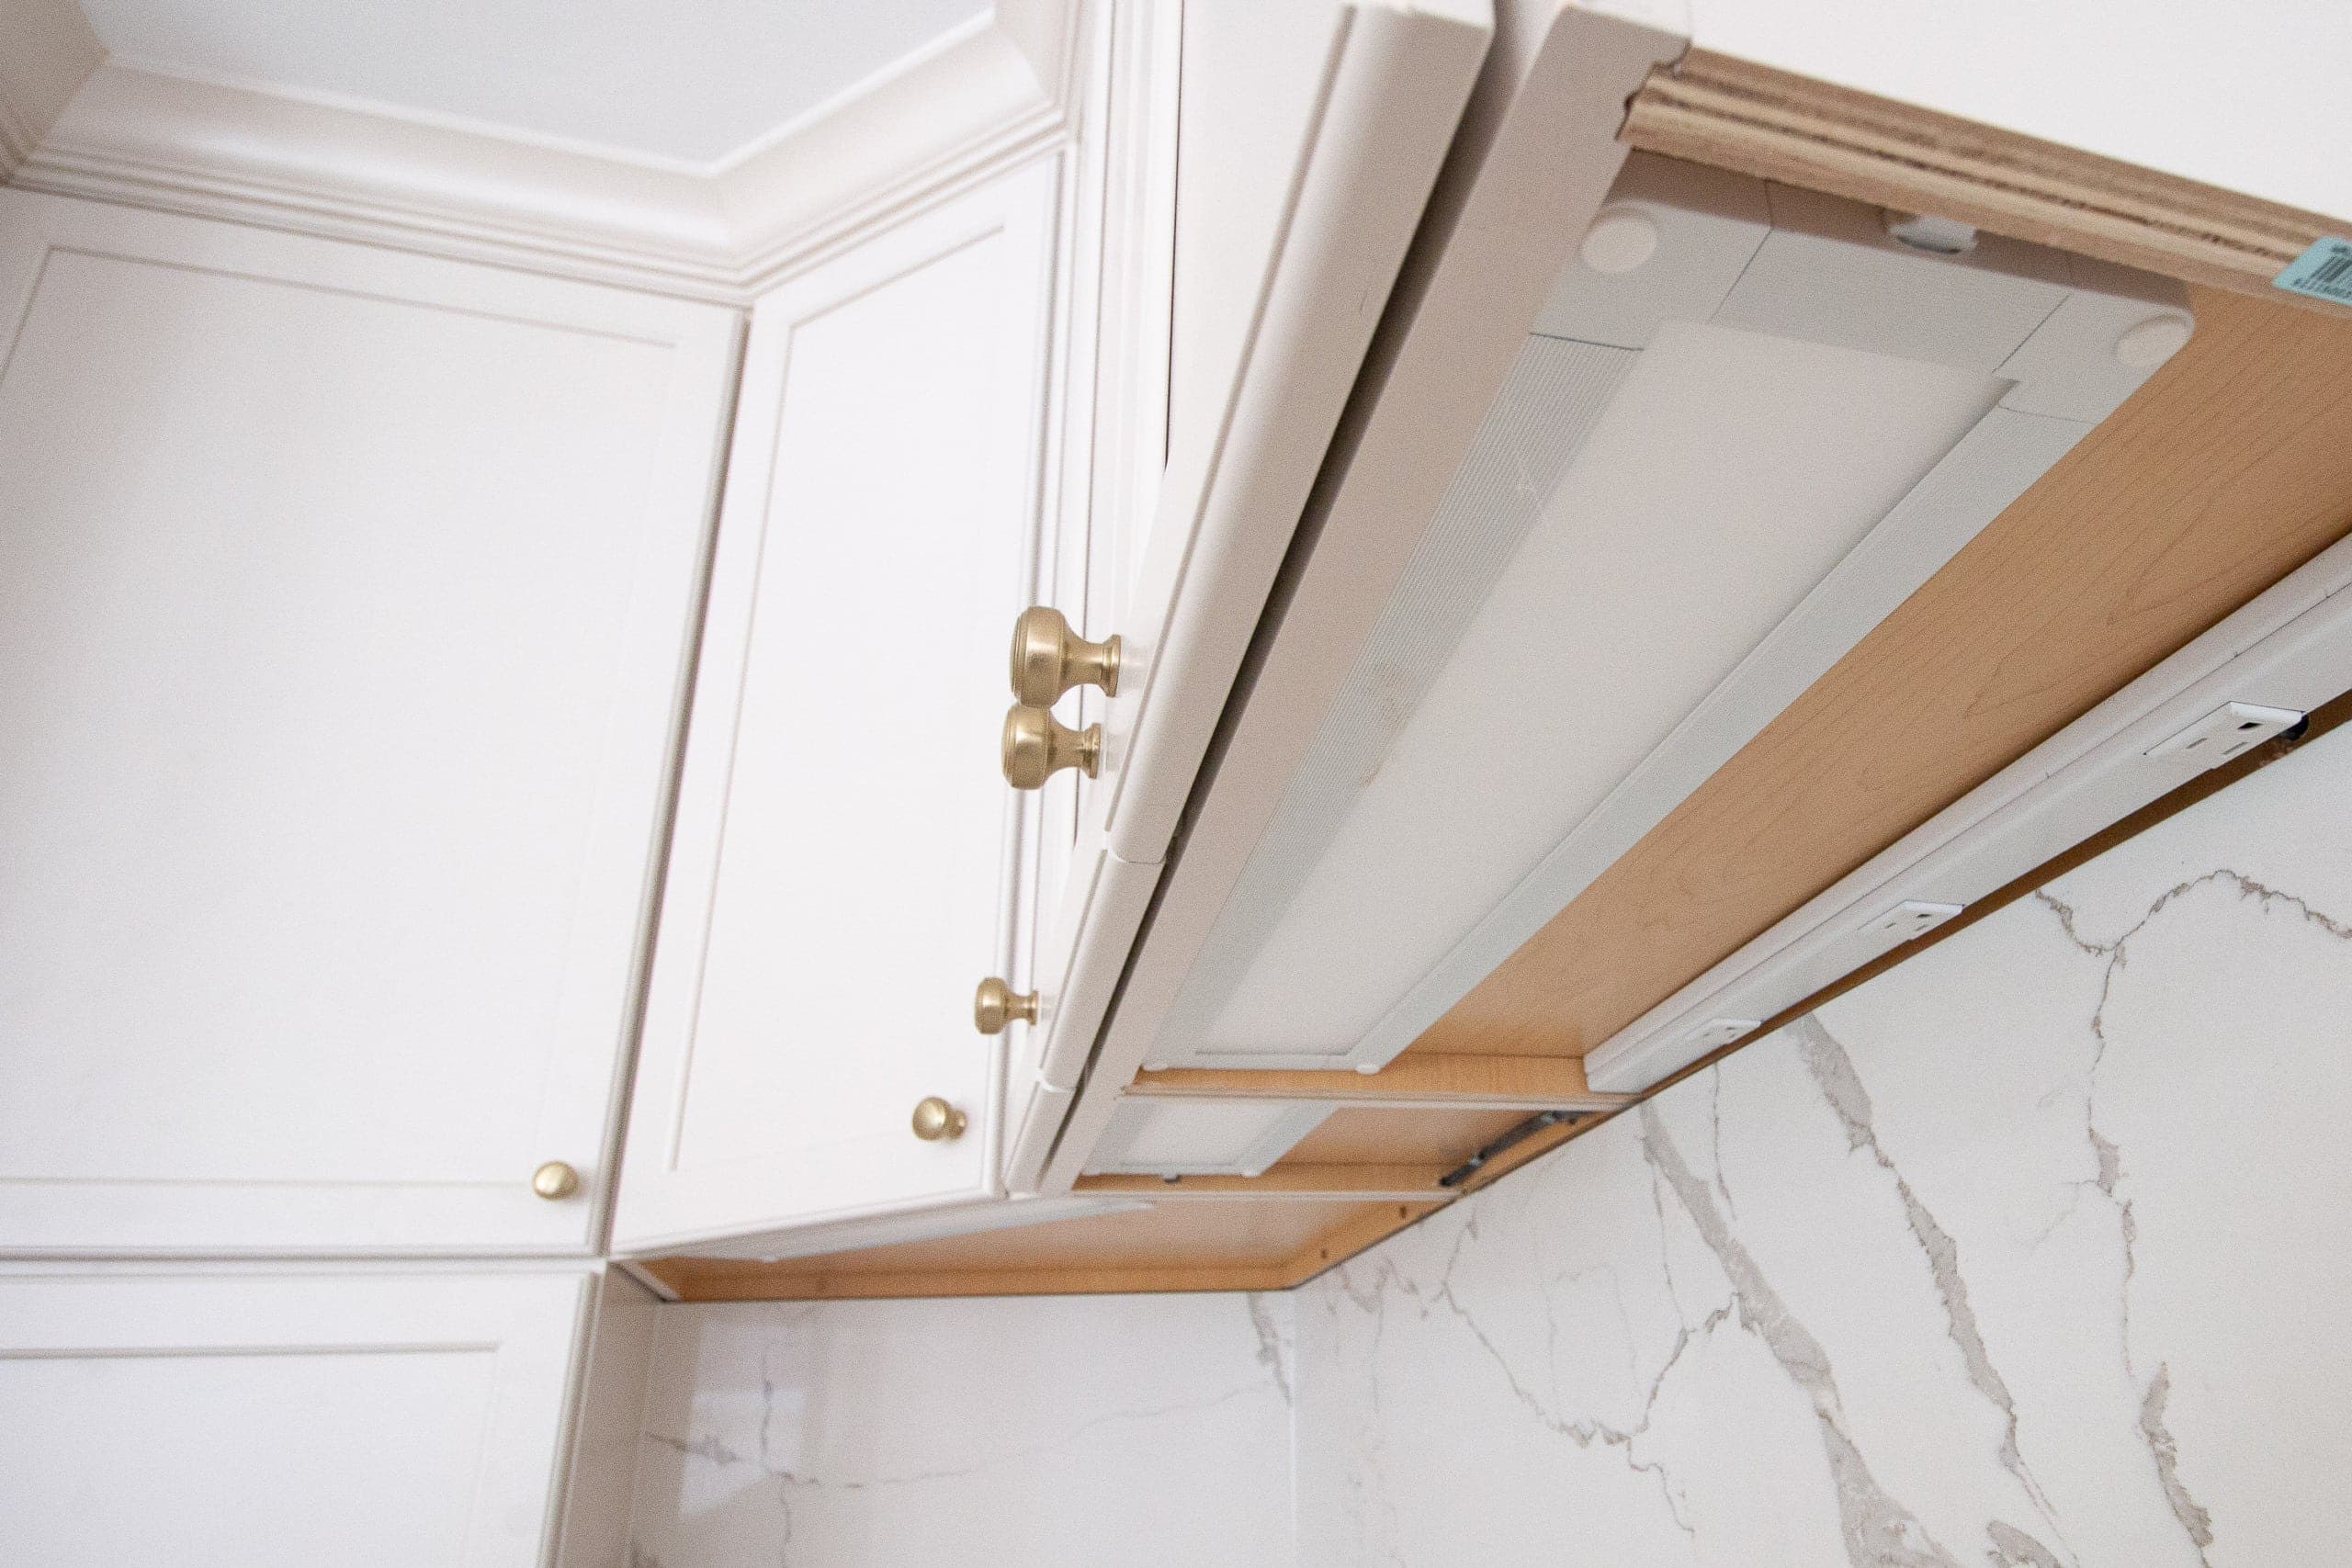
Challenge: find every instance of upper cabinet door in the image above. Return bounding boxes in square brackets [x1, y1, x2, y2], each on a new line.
[1082, 0, 1494, 865]
[613, 164, 1060, 1254]
[0, 192, 738, 1256]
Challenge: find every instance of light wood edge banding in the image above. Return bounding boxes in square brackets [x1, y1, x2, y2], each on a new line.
[1623, 49, 2351, 317]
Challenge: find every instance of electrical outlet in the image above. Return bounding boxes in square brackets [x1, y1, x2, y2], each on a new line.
[2145, 701, 2304, 770]
[1681, 1017, 1760, 1053]
[1858, 900, 1963, 944]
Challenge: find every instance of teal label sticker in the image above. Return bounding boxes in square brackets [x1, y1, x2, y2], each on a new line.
[2275, 236, 2352, 305]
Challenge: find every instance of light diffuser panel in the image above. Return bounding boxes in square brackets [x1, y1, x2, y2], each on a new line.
[1185, 322, 1999, 1057]
[1144, 156, 2191, 1072]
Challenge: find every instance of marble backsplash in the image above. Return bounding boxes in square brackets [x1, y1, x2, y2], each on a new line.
[623, 724, 2352, 1565]
[1295, 720, 2352, 1565]
[625, 1289, 1296, 1567]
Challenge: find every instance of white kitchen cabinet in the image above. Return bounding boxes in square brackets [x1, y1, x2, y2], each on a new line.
[0, 191, 740, 1256]
[0, 1266, 594, 1567]
[611, 164, 1069, 1254]
[1006, 0, 1496, 1182]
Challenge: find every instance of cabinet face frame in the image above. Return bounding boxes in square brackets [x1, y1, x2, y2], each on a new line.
[0, 190, 740, 1258]
[0, 1267, 594, 1567]
[614, 163, 1064, 1254]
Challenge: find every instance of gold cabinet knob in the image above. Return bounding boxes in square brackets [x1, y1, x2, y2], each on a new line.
[530, 1160, 581, 1201]
[974, 976, 1040, 1034]
[910, 1097, 967, 1141]
[1001, 705, 1100, 789]
[1010, 605, 1120, 706]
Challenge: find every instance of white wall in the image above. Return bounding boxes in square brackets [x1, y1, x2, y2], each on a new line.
[1294, 717, 2352, 1564]
[623, 1291, 1297, 1567]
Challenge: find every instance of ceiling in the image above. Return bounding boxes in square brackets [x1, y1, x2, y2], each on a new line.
[75, 0, 994, 167]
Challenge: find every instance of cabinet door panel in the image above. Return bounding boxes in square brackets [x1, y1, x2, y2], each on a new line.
[615, 165, 1057, 1251]
[0, 1269, 591, 1568]
[1090, 0, 1493, 864]
[0, 192, 738, 1253]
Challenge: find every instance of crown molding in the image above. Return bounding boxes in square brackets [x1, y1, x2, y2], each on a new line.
[5, 0, 1082, 301]
[0, 0, 101, 179]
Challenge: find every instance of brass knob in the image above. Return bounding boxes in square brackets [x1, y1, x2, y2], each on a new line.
[910, 1097, 967, 1141]
[1010, 605, 1120, 706]
[1001, 705, 1100, 789]
[531, 1160, 581, 1200]
[974, 976, 1040, 1034]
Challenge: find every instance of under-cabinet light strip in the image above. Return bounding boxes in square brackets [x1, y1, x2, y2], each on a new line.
[1589, 527, 2352, 1091]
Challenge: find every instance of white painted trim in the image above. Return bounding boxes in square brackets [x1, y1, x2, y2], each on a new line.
[6, 0, 1081, 301]
[0, 0, 100, 179]
[1588, 530, 2352, 1091]
[1001, 0, 1182, 1196]
[1035, 848, 1164, 1093]
[1005, 1076, 1080, 1192]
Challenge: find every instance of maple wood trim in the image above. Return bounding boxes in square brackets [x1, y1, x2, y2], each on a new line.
[1280, 1201, 1451, 1283]
[1125, 1055, 1631, 1111]
[1623, 49, 2351, 318]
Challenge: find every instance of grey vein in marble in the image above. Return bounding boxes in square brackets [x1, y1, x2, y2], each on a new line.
[2138, 1364, 2214, 1555]
[1434, 1209, 1713, 1539]
[2036, 866, 2352, 1564]
[1248, 1292, 1294, 1406]
[1986, 1520, 2064, 1568]
[1642, 1101, 1963, 1568]
[2037, 868, 2352, 1058]
[645, 1381, 1269, 1495]
[1793, 1015, 2071, 1565]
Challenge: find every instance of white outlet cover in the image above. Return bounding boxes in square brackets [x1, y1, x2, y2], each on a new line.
[1682, 1017, 1761, 1052]
[1858, 899, 1965, 942]
[2145, 701, 2304, 769]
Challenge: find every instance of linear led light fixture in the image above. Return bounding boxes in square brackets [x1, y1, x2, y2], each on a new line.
[1146, 153, 2195, 1074]
[1587, 532, 2352, 1091]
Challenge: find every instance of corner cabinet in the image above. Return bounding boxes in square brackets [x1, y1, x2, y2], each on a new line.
[611, 164, 1074, 1253]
